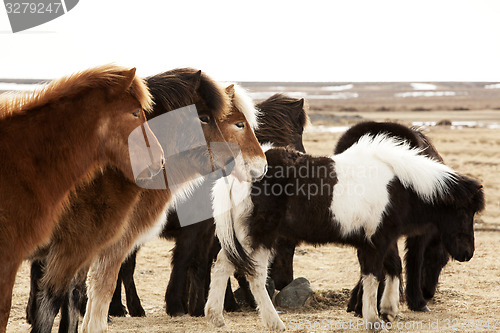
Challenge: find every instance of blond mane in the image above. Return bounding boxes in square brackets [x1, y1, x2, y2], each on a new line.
[218, 82, 260, 130]
[0, 64, 153, 118]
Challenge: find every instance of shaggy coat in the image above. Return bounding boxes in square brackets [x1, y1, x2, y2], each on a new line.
[107, 94, 308, 318]
[0, 65, 163, 333]
[205, 134, 484, 331]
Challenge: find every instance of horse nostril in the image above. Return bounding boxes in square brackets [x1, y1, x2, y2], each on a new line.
[263, 164, 268, 176]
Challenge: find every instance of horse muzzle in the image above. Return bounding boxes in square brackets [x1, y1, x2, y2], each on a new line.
[249, 162, 268, 182]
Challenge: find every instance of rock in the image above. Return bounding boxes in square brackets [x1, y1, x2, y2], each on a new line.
[274, 277, 313, 309]
[436, 119, 452, 126]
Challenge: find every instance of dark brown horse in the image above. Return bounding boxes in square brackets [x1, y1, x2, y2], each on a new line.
[106, 93, 308, 318]
[25, 72, 267, 333]
[0, 65, 164, 333]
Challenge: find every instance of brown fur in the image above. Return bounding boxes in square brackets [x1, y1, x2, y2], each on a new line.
[0, 65, 160, 333]
[26, 71, 265, 333]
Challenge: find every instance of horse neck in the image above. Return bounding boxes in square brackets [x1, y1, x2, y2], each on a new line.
[0, 95, 105, 214]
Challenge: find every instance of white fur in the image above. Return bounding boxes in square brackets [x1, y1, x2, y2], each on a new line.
[331, 133, 457, 238]
[380, 275, 400, 319]
[247, 248, 285, 330]
[205, 250, 235, 327]
[362, 274, 381, 326]
[211, 175, 253, 258]
[209, 175, 284, 330]
[260, 141, 275, 152]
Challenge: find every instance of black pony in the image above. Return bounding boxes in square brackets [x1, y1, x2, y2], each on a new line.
[205, 133, 484, 331]
[107, 93, 308, 317]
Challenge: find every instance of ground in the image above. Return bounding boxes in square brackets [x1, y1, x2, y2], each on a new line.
[7, 98, 500, 332]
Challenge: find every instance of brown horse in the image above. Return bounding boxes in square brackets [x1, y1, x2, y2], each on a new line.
[0, 65, 164, 333]
[25, 71, 266, 333]
[81, 82, 266, 333]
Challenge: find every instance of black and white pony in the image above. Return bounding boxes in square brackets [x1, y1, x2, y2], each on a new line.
[205, 134, 484, 331]
[335, 121, 452, 314]
[259, 121, 465, 314]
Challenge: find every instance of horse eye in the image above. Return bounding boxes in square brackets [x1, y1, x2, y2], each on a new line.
[235, 121, 245, 129]
[132, 110, 141, 118]
[199, 115, 210, 124]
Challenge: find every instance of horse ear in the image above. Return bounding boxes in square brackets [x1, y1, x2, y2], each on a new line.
[225, 84, 235, 100]
[188, 70, 202, 92]
[295, 98, 305, 110]
[111, 68, 136, 95]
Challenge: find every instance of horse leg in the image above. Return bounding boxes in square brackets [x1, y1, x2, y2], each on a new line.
[26, 260, 44, 324]
[31, 283, 67, 333]
[421, 234, 449, 300]
[188, 245, 215, 316]
[0, 257, 22, 333]
[246, 248, 285, 331]
[108, 267, 126, 317]
[223, 279, 241, 312]
[379, 243, 402, 322]
[58, 268, 88, 333]
[405, 235, 430, 311]
[82, 241, 133, 333]
[357, 246, 385, 329]
[347, 276, 363, 316]
[31, 248, 91, 333]
[270, 237, 297, 290]
[120, 249, 145, 317]
[165, 232, 198, 316]
[235, 272, 257, 308]
[205, 250, 235, 327]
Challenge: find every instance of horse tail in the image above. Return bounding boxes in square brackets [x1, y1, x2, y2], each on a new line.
[212, 176, 256, 276]
[355, 134, 458, 203]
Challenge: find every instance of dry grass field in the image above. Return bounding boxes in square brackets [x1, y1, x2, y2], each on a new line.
[6, 85, 500, 332]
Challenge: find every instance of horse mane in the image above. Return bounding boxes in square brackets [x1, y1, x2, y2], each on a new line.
[441, 174, 485, 211]
[0, 64, 152, 118]
[410, 127, 444, 162]
[255, 93, 309, 147]
[218, 82, 260, 130]
[146, 68, 230, 119]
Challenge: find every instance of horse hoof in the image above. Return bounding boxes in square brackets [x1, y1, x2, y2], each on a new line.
[420, 305, 431, 312]
[265, 319, 286, 331]
[383, 314, 395, 322]
[129, 308, 146, 317]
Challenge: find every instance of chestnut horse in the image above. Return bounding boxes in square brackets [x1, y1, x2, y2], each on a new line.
[0, 65, 164, 333]
[26, 73, 266, 333]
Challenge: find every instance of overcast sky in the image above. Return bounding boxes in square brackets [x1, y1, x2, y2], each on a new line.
[1, 0, 499, 82]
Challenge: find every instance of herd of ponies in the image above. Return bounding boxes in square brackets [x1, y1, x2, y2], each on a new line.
[0, 65, 484, 332]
